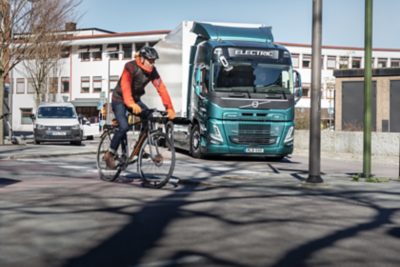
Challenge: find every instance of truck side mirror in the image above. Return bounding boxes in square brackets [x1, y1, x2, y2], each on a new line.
[30, 113, 36, 121]
[219, 55, 233, 72]
[293, 70, 302, 103]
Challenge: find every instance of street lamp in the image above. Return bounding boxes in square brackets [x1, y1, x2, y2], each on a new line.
[104, 50, 123, 125]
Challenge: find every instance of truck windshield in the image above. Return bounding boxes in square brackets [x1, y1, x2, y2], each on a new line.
[212, 61, 293, 95]
[37, 106, 76, 119]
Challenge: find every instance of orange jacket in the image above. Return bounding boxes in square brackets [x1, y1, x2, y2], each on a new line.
[116, 57, 174, 111]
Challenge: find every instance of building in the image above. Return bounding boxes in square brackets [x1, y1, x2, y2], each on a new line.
[281, 42, 400, 128]
[334, 68, 400, 132]
[10, 24, 400, 134]
[11, 25, 168, 134]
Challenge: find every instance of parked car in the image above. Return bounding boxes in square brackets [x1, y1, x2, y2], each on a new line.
[79, 115, 99, 140]
[31, 102, 83, 145]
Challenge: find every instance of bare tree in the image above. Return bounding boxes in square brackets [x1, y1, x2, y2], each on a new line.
[23, 0, 80, 107]
[0, 0, 80, 144]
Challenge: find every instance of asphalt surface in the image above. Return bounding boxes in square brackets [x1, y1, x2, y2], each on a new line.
[1, 139, 400, 267]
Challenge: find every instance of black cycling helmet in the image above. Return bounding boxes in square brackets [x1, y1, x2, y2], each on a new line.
[139, 46, 159, 60]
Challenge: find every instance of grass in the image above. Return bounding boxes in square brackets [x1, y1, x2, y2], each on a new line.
[351, 173, 390, 183]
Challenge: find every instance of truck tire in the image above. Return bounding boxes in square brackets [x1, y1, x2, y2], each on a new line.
[190, 124, 203, 158]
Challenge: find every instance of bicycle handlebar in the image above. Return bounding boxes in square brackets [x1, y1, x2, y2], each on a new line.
[130, 109, 190, 125]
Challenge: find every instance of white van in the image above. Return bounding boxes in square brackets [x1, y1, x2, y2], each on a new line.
[32, 102, 83, 145]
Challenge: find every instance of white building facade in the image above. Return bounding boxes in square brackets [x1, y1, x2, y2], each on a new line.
[10, 26, 400, 134]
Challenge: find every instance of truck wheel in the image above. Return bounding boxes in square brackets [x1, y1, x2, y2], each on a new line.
[35, 140, 40, 145]
[190, 124, 202, 158]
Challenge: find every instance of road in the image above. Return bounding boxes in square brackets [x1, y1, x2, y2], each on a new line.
[1, 148, 400, 267]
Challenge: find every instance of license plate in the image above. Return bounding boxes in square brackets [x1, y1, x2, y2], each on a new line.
[245, 147, 264, 153]
[51, 131, 66, 136]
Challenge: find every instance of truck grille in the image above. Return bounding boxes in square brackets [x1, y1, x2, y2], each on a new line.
[229, 124, 277, 145]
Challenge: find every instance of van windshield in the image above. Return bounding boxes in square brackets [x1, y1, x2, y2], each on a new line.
[37, 106, 76, 119]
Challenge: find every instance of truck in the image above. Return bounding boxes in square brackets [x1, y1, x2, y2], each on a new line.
[142, 21, 302, 159]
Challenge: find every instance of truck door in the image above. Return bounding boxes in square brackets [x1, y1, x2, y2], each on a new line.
[193, 66, 209, 123]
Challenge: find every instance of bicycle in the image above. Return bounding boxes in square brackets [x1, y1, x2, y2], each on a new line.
[96, 109, 176, 189]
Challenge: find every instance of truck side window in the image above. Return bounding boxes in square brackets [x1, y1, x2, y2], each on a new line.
[201, 67, 209, 94]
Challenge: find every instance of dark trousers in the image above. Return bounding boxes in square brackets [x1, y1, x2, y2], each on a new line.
[109, 101, 148, 154]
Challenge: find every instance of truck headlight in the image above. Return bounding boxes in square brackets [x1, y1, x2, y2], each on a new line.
[210, 124, 223, 144]
[284, 126, 294, 144]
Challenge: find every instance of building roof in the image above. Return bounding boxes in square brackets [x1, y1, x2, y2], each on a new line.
[277, 42, 400, 53]
[334, 68, 400, 77]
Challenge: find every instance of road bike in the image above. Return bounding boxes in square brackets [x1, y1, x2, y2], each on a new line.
[96, 109, 176, 189]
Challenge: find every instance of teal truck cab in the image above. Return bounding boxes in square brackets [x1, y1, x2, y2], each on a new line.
[146, 21, 302, 159]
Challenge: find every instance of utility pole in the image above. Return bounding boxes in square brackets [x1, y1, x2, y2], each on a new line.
[105, 50, 123, 125]
[306, 0, 323, 183]
[363, 0, 373, 178]
[0, 6, 4, 145]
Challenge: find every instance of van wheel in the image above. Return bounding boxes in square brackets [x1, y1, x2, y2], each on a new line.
[190, 124, 203, 158]
[71, 141, 82, 146]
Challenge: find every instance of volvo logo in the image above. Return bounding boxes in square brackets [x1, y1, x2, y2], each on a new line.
[251, 101, 259, 108]
[56, 126, 61, 130]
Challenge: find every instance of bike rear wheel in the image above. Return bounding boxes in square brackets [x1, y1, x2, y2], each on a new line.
[138, 132, 175, 188]
[97, 129, 123, 181]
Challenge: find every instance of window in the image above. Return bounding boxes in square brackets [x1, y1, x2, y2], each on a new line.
[378, 58, 388, 68]
[93, 76, 102, 93]
[81, 76, 90, 93]
[78, 46, 90, 61]
[327, 56, 336, 69]
[352, 57, 362, 68]
[302, 54, 311, 68]
[122, 43, 133, 59]
[49, 77, 58, 94]
[339, 56, 349, 69]
[291, 53, 299, 68]
[391, 58, 400, 67]
[61, 77, 70, 93]
[302, 85, 310, 98]
[27, 78, 35, 94]
[61, 46, 71, 58]
[106, 44, 120, 59]
[16, 78, 25, 94]
[109, 75, 119, 90]
[135, 42, 146, 52]
[20, 108, 33, 125]
[91, 45, 102, 60]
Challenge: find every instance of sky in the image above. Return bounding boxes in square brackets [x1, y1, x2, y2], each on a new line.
[78, 0, 399, 49]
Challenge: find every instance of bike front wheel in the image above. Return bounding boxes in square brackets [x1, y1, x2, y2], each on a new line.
[138, 132, 175, 189]
[96, 129, 123, 182]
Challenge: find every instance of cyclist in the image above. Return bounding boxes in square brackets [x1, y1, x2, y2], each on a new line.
[104, 46, 176, 169]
